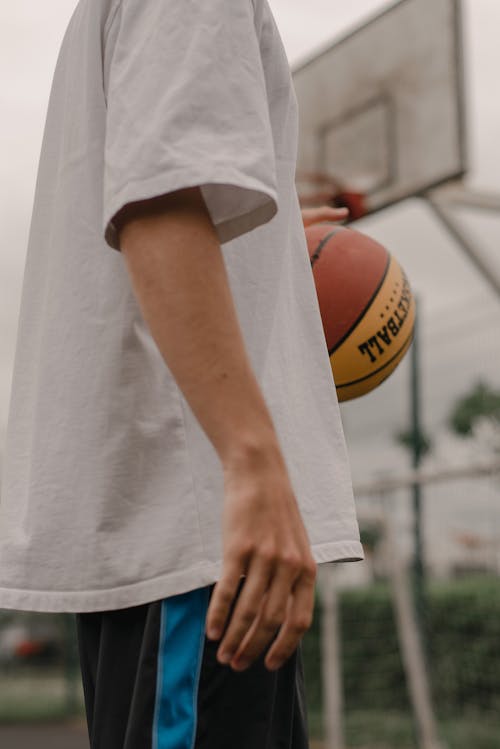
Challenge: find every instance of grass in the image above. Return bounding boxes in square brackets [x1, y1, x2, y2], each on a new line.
[309, 709, 500, 749]
[0, 672, 84, 723]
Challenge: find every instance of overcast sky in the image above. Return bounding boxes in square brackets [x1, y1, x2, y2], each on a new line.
[1, 0, 500, 481]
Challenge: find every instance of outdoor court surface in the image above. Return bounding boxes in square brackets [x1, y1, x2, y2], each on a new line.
[0, 723, 325, 748]
[0, 721, 89, 749]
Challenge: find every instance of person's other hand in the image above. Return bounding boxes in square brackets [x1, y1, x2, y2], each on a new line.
[205, 441, 317, 672]
[301, 205, 348, 228]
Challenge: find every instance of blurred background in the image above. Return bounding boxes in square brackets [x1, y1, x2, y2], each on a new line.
[1, 0, 499, 747]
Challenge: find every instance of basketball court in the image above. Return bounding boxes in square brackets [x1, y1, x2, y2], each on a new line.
[1, 1, 499, 748]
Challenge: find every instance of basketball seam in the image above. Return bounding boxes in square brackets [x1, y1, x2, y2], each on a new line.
[328, 253, 392, 355]
[310, 226, 346, 268]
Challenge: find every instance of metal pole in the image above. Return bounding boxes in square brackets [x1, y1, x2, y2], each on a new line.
[425, 197, 500, 299]
[411, 299, 426, 632]
[381, 492, 445, 749]
[318, 564, 345, 749]
[353, 459, 500, 496]
[63, 614, 80, 716]
[429, 182, 500, 213]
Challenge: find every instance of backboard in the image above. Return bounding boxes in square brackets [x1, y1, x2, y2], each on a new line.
[293, 0, 467, 217]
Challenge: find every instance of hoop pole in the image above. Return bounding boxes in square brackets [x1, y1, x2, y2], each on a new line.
[430, 183, 500, 213]
[424, 196, 500, 299]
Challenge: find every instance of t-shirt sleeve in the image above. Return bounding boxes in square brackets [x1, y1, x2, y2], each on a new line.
[102, 0, 279, 252]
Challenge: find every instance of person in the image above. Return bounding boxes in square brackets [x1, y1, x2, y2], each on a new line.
[0, 0, 364, 746]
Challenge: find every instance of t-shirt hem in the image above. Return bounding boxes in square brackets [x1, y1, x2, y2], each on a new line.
[0, 540, 364, 614]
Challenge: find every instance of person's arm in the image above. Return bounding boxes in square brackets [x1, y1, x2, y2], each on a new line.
[117, 186, 317, 672]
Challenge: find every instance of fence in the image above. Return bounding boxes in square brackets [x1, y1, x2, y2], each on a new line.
[305, 458, 500, 749]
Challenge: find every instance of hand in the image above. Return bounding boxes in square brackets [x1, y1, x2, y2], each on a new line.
[205, 440, 317, 672]
[301, 205, 349, 229]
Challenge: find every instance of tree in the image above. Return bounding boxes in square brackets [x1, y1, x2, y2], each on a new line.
[395, 428, 432, 458]
[448, 380, 500, 437]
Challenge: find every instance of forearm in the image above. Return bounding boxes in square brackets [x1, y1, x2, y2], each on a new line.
[118, 188, 317, 672]
[118, 187, 280, 467]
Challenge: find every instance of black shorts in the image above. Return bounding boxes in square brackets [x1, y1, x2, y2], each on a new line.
[76, 582, 310, 749]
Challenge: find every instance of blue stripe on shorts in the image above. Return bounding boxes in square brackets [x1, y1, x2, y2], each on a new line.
[152, 587, 211, 749]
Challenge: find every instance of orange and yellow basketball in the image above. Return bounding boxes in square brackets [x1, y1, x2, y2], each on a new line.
[305, 224, 415, 402]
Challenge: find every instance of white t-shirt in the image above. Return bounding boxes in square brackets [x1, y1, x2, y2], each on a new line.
[0, 0, 363, 613]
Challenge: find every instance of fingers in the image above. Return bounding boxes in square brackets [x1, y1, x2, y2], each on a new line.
[215, 553, 274, 665]
[301, 205, 349, 228]
[209, 547, 316, 672]
[229, 560, 300, 671]
[317, 206, 349, 218]
[205, 553, 246, 642]
[264, 565, 316, 671]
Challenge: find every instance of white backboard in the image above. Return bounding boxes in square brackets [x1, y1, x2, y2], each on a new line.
[293, 0, 467, 215]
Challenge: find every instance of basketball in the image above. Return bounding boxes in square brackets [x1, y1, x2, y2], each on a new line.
[305, 224, 416, 402]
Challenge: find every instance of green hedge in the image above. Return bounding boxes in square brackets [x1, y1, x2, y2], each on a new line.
[302, 575, 500, 718]
[426, 576, 500, 715]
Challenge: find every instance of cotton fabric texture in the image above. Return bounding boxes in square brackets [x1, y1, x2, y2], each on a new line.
[0, 0, 363, 613]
